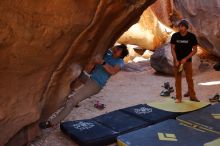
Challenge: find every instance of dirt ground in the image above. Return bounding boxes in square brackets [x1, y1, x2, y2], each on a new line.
[30, 60, 220, 146]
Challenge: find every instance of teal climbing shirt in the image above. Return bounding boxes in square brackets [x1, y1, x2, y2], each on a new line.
[91, 49, 124, 87]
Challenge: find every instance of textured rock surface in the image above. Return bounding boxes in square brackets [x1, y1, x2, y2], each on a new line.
[150, 0, 174, 27]
[0, 0, 156, 145]
[151, 0, 220, 57]
[150, 43, 201, 75]
[118, 8, 169, 50]
[173, 0, 220, 57]
[124, 45, 153, 63]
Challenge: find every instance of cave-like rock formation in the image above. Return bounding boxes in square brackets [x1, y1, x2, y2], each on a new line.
[0, 0, 156, 145]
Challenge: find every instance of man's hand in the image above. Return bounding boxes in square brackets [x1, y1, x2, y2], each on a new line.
[92, 55, 104, 64]
[181, 58, 187, 64]
[175, 60, 180, 67]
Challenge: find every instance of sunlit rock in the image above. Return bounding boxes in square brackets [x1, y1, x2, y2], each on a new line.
[151, 0, 220, 57]
[118, 8, 170, 51]
[0, 0, 156, 145]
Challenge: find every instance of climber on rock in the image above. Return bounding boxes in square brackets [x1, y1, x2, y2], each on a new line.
[39, 44, 129, 129]
[170, 19, 200, 103]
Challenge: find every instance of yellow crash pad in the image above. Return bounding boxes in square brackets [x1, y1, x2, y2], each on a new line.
[148, 98, 210, 113]
[204, 138, 220, 146]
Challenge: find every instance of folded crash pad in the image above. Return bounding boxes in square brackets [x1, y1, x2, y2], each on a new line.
[117, 120, 219, 146]
[148, 98, 210, 113]
[94, 110, 148, 133]
[60, 119, 118, 146]
[121, 104, 177, 123]
[177, 103, 220, 135]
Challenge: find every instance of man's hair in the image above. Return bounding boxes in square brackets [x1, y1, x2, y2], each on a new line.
[116, 44, 129, 59]
[178, 19, 189, 29]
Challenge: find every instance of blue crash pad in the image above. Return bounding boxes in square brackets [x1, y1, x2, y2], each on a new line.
[94, 110, 148, 133]
[177, 103, 220, 135]
[60, 102, 211, 146]
[60, 119, 118, 146]
[117, 120, 219, 146]
[121, 104, 178, 123]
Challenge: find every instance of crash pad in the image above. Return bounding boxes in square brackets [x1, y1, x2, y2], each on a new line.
[117, 120, 219, 146]
[60, 119, 118, 146]
[121, 104, 177, 123]
[177, 103, 220, 135]
[60, 100, 210, 146]
[94, 110, 148, 133]
[204, 138, 220, 146]
[148, 98, 210, 113]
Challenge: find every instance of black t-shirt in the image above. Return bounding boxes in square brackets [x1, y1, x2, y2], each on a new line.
[171, 32, 198, 62]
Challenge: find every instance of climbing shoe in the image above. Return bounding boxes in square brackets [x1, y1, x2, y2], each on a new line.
[39, 121, 52, 129]
[162, 82, 171, 90]
[209, 94, 220, 102]
[160, 89, 171, 97]
[161, 82, 174, 97]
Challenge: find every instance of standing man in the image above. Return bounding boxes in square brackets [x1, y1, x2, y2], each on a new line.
[170, 19, 200, 103]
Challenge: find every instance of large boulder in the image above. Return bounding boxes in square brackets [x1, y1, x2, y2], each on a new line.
[123, 44, 153, 63]
[173, 0, 220, 57]
[151, 0, 220, 57]
[0, 0, 156, 145]
[150, 43, 201, 75]
[118, 8, 170, 50]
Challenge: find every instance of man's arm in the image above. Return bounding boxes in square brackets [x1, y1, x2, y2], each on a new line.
[185, 45, 197, 60]
[171, 44, 177, 61]
[102, 64, 121, 75]
[171, 44, 179, 67]
[181, 45, 197, 64]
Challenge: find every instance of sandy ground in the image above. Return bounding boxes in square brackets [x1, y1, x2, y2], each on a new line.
[30, 61, 220, 146]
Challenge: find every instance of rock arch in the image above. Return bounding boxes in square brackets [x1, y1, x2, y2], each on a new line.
[0, 0, 156, 145]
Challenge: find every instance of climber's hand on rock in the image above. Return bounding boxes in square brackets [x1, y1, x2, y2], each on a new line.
[93, 55, 104, 64]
